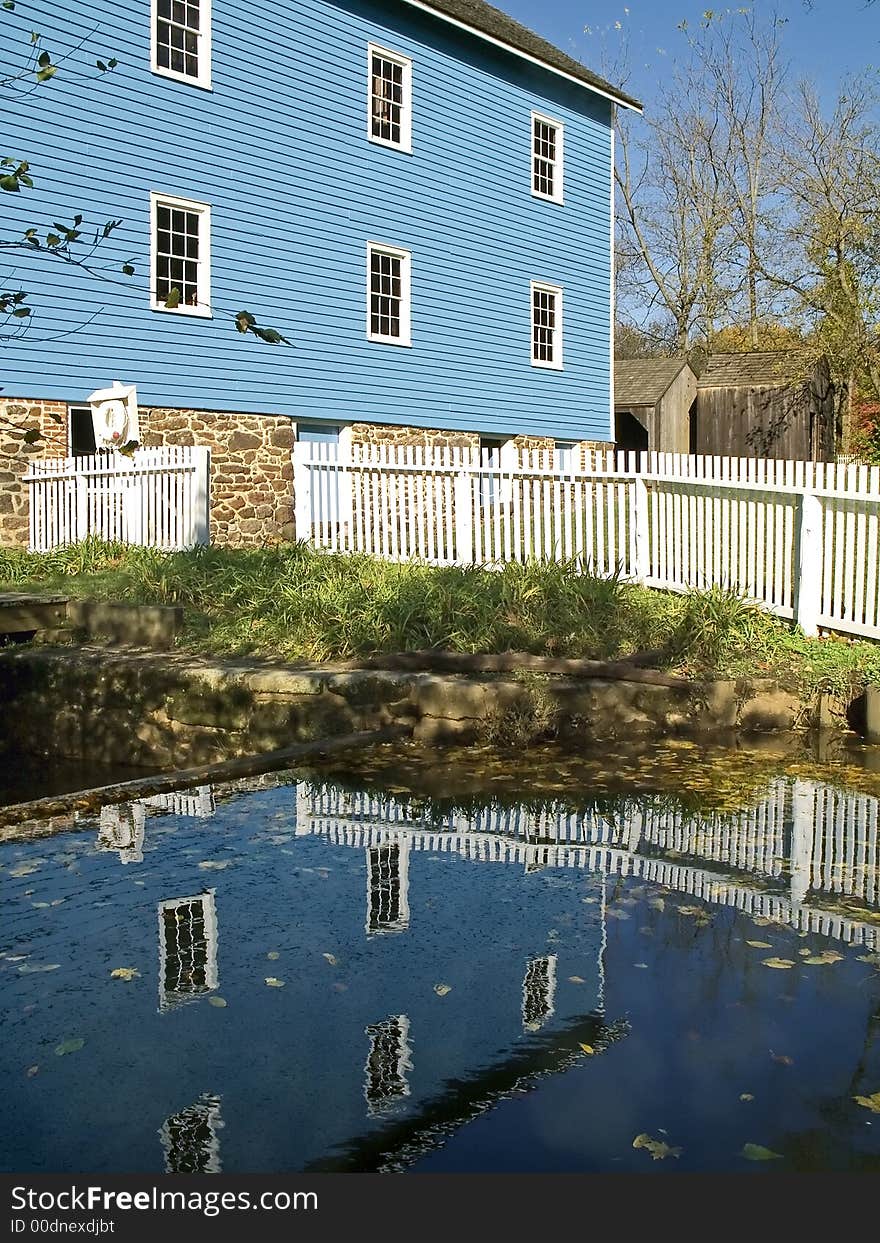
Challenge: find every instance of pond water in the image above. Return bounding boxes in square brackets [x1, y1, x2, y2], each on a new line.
[3, 742, 880, 1174]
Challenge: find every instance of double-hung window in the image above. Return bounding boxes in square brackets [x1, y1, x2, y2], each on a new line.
[368, 45, 412, 152]
[150, 193, 211, 316]
[531, 112, 563, 203]
[367, 243, 411, 346]
[531, 281, 563, 369]
[152, 0, 211, 89]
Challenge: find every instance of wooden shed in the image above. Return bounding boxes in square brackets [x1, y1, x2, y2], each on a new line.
[613, 359, 698, 455]
[694, 351, 835, 461]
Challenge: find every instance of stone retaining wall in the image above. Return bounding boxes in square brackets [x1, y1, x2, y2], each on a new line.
[0, 646, 823, 770]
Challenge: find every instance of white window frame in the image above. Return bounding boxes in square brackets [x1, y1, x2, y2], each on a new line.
[367, 43, 413, 153]
[530, 281, 563, 370]
[366, 242, 412, 347]
[150, 192, 212, 318]
[150, 0, 212, 90]
[531, 111, 564, 204]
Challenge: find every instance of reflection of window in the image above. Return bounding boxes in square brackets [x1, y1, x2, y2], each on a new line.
[368, 45, 412, 151]
[158, 890, 218, 1011]
[364, 1015, 413, 1115]
[366, 841, 410, 934]
[159, 1092, 223, 1173]
[522, 954, 557, 1032]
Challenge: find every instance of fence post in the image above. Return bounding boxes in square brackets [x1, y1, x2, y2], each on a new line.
[794, 490, 822, 637]
[75, 463, 88, 542]
[631, 473, 649, 584]
[454, 471, 473, 564]
[193, 447, 211, 545]
[292, 442, 312, 544]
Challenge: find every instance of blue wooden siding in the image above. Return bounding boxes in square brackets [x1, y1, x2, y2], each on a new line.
[1, 0, 614, 440]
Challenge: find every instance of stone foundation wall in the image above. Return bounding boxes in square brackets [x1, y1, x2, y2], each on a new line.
[0, 399, 68, 548]
[1, 400, 614, 551]
[139, 407, 295, 546]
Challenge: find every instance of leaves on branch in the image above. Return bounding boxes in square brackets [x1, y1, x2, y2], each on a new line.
[235, 308, 291, 345]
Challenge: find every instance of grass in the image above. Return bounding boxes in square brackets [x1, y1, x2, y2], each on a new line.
[0, 538, 878, 698]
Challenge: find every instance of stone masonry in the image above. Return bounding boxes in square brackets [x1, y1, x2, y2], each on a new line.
[139, 407, 295, 546]
[1, 401, 612, 550]
[0, 399, 67, 548]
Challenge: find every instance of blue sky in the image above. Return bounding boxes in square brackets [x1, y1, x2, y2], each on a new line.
[496, 0, 879, 113]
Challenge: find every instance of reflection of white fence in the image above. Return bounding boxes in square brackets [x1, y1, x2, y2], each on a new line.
[296, 780, 880, 948]
[25, 446, 210, 552]
[293, 443, 880, 639]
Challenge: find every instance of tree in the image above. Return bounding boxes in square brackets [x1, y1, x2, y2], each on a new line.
[761, 76, 880, 448]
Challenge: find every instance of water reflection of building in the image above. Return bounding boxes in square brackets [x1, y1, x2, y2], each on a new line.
[364, 1016, 413, 1115]
[522, 955, 557, 1032]
[159, 1092, 224, 1173]
[295, 780, 880, 950]
[95, 785, 215, 863]
[366, 841, 410, 935]
[157, 890, 219, 1012]
[97, 802, 146, 864]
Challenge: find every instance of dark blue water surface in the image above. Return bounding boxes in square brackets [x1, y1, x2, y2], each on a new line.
[2, 762, 880, 1173]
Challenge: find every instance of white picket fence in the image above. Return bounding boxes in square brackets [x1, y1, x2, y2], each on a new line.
[24, 446, 211, 552]
[292, 442, 880, 640]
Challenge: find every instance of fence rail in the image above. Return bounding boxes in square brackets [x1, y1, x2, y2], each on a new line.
[293, 443, 880, 640]
[25, 446, 211, 552]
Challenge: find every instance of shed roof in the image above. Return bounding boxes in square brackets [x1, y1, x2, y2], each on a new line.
[404, 0, 642, 110]
[614, 358, 693, 408]
[697, 351, 818, 389]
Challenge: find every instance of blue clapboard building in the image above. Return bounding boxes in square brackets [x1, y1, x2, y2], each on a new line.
[0, 0, 640, 543]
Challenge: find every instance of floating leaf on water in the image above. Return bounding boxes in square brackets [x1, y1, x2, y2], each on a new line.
[606, 908, 630, 920]
[853, 1092, 880, 1113]
[208, 996, 227, 1008]
[677, 906, 704, 917]
[741, 1143, 783, 1161]
[198, 860, 229, 871]
[751, 916, 773, 927]
[770, 1052, 794, 1066]
[804, 950, 844, 966]
[433, 983, 452, 996]
[9, 863, 39, 878]
[26, 1065, 39, 1078]
[31, 902, 51, 909]
[264, 977, 285, 988]
[109, 967, 139, 981]
[579, 1043, 595, 1055]
[581, 897, 599, 904]
[740, 1093, 755, 1102]
[322, 953, 339, 967]
[54, 1038, 85, 1057]
[634, 963, 649, 969]
[762, 958, 795, 970]
[648, 898, 665, 912]
[568, 976, 586, 984]
[50, 899, 65, 907]
[746, 940, 773, 949]
[18, 963, 60, 974]
[267, 951, 280, 960]
[632, 1133, 682, 1161]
